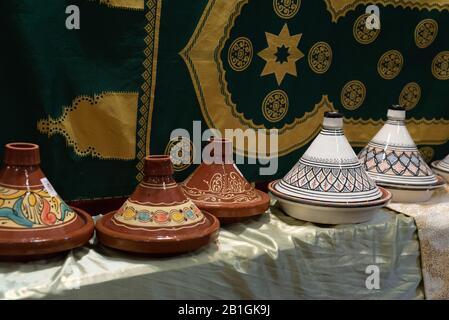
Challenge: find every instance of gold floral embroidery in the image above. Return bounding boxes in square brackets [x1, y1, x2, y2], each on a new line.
[308, 41, 333, 74]
[432, 51, 449, 80]
[228, 37, 253, 71]
[341, 80, 366, 110]
[273, 0, 301, 19]
[258, 24, 304, 85]
[378, 50, 403, 80]
[399, 82, 421, 110]
[415, 19, 438, 48]
[262, 90, 289, 122]
[353, 13, 380, 44]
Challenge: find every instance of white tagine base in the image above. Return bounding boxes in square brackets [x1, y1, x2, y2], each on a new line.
[377, 176, 446, 203]
[275, 198, 380, 224]
[388, 189, 433, 203]
[269, 181, 391, 224]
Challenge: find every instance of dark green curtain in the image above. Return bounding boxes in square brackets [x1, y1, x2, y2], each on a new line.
[0, 0, 448, 201]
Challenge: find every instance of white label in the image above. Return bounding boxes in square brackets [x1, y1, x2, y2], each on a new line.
[40, 178, 58, 197]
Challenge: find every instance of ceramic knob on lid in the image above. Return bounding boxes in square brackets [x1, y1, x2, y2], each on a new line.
[322, 111, 343, 129]
[386, 105, 406, 120]
[0, 143, 44, 188]
[144, 155, 174, 176]
[3, 143, 40, 166]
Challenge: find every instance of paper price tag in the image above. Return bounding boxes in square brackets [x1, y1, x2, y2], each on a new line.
[40, 178, 58, 197]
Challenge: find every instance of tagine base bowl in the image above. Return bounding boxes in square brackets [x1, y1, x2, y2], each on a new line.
[378, 175, 446, 203]
[431, 161, 449, 182]
[96, 210, 220, 255]
[386, 188, 433, 203]
[0, 207, 94, 261]
[268, 181, 392, 225]
[195, 190, 270, 224]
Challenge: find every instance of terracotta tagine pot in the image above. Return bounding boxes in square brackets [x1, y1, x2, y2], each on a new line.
[95, 155, 220, 255]
[0, 142, 94, 261]
[358, 106, 446, 202]
[182, 138, 270, 224]
[431, 154, 449, 182]
[268, 112, 391, 224]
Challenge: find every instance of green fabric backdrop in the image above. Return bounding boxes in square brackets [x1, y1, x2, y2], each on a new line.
[0, 0, 448, 201]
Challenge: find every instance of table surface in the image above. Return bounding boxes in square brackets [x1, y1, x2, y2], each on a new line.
[0, 206, 423, 300]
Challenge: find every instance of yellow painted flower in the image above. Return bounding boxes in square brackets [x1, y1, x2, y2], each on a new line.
[171, 210, 185, 223]
[123, 207, 136, 220]
[27, 193, 37, 207]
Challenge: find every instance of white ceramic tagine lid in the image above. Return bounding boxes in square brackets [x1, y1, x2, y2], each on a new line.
[273, 111, 382, 203]
[432, 154, 449, 173]
[358, 105, 439, 187]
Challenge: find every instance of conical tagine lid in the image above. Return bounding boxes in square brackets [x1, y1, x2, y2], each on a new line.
[0, 143, 94, 260]
[95, 155, 219, 255]
[182, 138, 270, 223]
[358, 106, 439, 188]
[273, 112, 382, 203]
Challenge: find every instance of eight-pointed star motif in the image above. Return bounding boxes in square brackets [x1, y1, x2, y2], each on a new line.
[258, 23, 304, 85]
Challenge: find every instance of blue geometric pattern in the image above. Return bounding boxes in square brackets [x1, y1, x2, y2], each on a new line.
[283, 161, 377, 193]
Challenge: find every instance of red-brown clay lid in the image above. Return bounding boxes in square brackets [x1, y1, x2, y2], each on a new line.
[95, 155, 220, 255]
[3, 142, 40, 166]
[182, 139, 270, 223]
[0, 143, 94, 260]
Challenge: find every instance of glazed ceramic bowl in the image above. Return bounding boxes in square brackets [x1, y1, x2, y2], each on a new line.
[96, 155, 220, 255]
[358, 106, 446, 202]
[431, 155, 449, 182]
[0, 143, 94, 260]
[182, 138, 270, 224]
[269, 112, 390, 224]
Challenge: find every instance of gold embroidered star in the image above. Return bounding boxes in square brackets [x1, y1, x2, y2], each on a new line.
[258, 23, 304, 85]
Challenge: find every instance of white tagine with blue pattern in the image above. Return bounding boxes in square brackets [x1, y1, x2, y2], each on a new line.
[269, 111, 391, 224]
[276, 112, 382, 203]
[358, 106, 445, 202]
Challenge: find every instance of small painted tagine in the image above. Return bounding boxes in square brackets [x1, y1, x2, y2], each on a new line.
[0, 143, 94, 260]
[431, 154, 449, 182]
[268, 112, 391, 224]
[358, 106, 446, 202]
[182, 138, 270, 224]
[96, 155, 220, 254]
